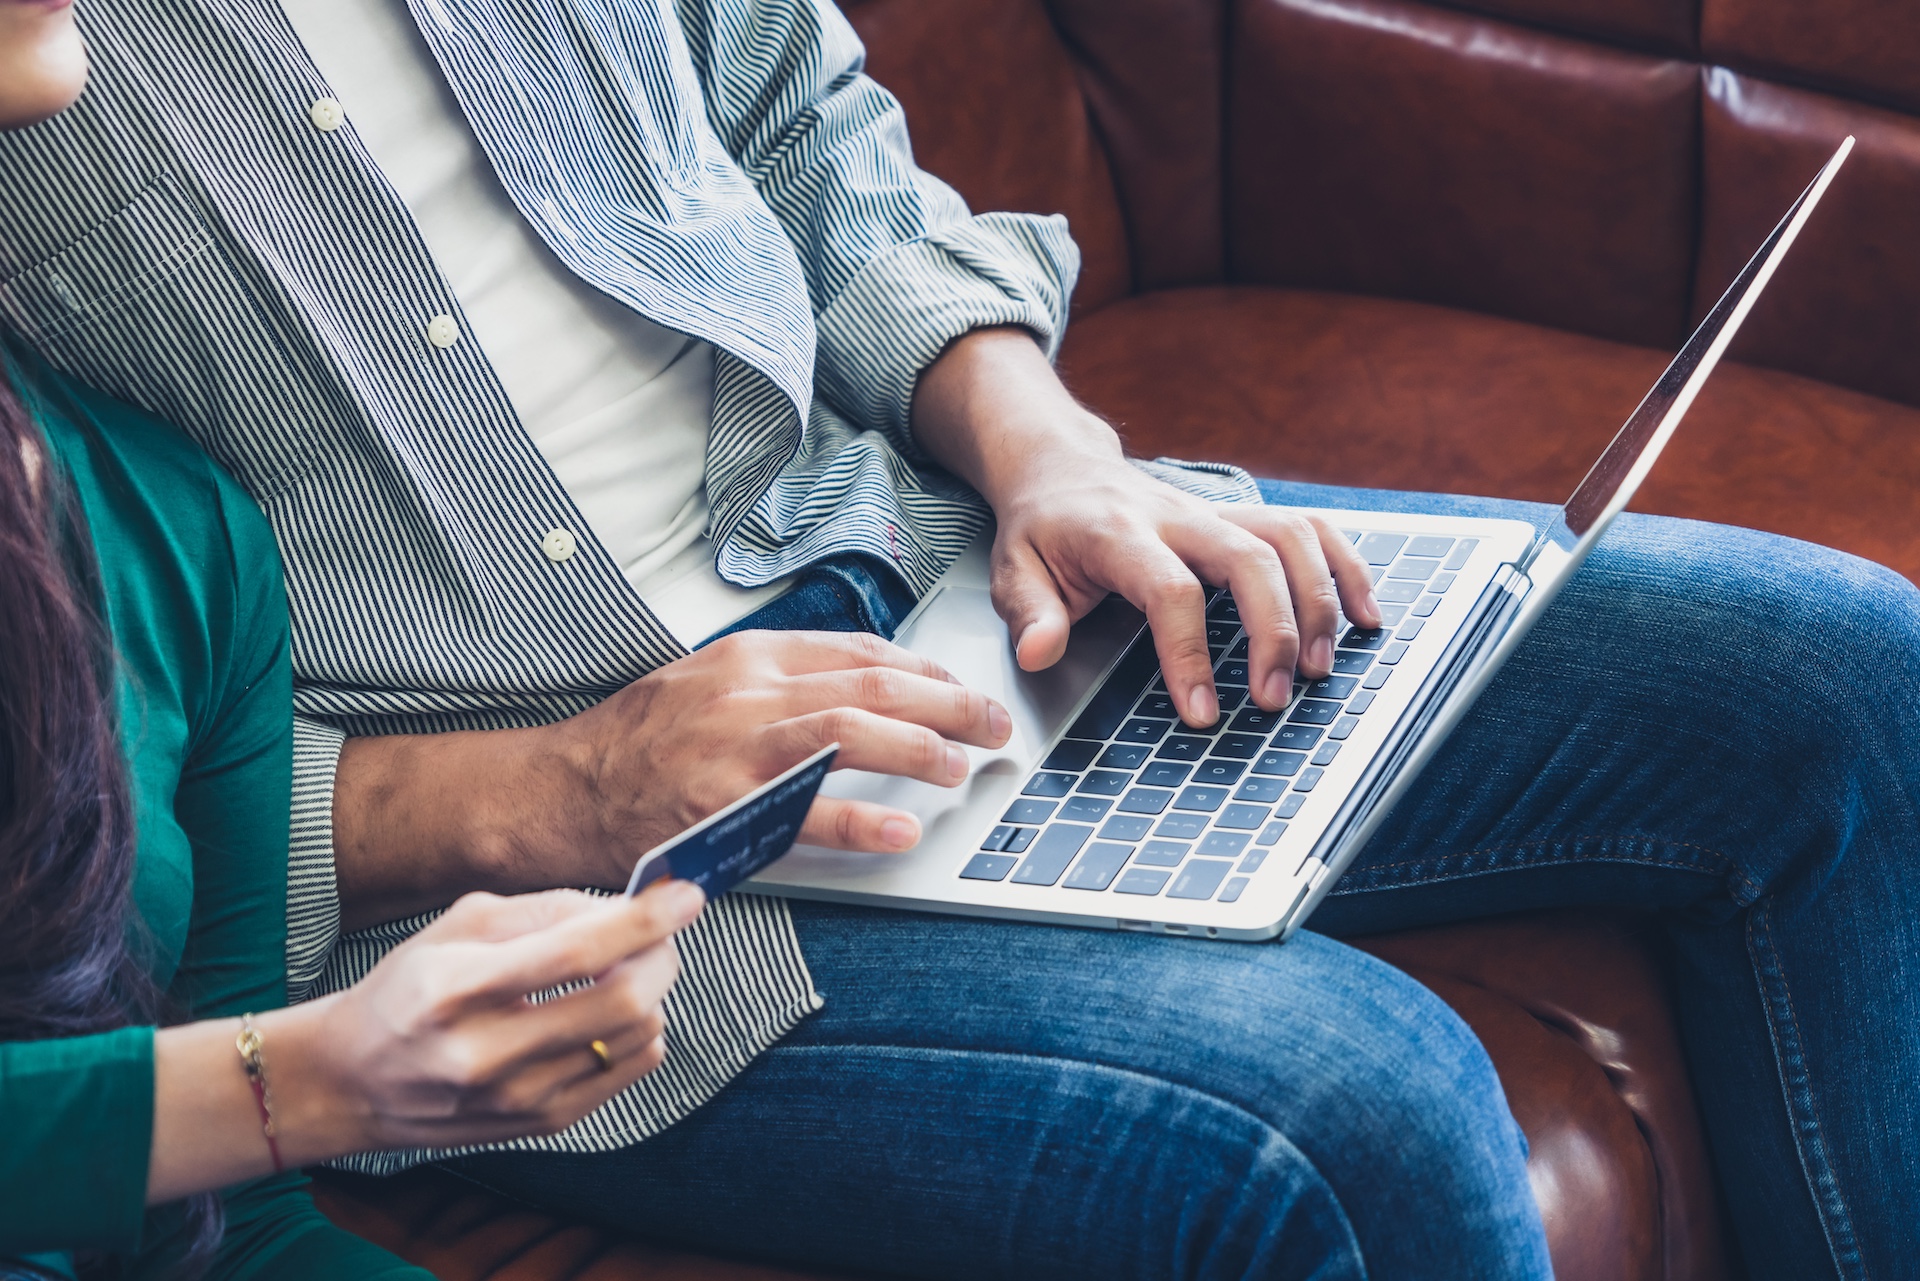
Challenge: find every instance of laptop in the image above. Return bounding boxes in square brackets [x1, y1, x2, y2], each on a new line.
[742, 137, 1854, 942]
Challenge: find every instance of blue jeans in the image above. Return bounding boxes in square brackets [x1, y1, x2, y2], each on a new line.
[449, 482, 1920, 1281]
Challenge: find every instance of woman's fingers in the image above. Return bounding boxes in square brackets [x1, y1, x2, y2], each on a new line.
[463, 881, 703, 999]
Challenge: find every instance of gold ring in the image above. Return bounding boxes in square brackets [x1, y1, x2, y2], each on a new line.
[588, 1039, 614, 1073]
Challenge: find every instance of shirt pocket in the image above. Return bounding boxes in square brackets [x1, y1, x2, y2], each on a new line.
[0, 171, 317, 497]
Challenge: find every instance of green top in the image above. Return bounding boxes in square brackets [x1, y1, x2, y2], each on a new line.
[0, 348, 424, 1280]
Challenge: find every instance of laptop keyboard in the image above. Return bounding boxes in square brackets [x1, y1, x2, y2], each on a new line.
[958, 532, 1479, 903]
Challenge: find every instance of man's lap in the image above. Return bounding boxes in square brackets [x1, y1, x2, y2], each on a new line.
[450, 903, 1546, 1280]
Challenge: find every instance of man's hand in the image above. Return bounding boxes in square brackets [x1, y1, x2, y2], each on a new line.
[332, 632, 1011, 931]
[912, 327, 1381, 726]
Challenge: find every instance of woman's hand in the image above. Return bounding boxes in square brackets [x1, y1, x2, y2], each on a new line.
[148, 880, 699, 1202]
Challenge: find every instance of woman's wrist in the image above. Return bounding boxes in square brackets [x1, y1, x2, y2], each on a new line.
[249, 996, 375, 1167]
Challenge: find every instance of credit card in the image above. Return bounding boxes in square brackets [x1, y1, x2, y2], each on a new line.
[623, 743, 838, 899]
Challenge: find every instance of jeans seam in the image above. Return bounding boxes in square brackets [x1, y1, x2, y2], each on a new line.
[763, 1040, 1368, 1263]
[1748, 900, 1871, 1281]
[1331, 832, 1737, 892]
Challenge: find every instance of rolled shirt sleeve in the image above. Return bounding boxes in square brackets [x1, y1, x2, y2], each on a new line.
[285, 716, 346, 1003]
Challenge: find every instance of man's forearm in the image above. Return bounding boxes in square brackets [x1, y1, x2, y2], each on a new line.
[910, 326, 1122, 504]
[332, 725, 586, 931]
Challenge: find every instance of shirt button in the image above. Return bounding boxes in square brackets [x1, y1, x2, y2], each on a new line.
[309, 97, 345, 133]
[541, 528, 578, 563]
[425, 314, 460, 349]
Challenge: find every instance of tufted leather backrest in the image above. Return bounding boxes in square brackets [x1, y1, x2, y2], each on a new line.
[838, 0, 1920, 408]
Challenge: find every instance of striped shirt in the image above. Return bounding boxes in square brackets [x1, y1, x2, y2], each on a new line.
[0, 0, 1256, 1169]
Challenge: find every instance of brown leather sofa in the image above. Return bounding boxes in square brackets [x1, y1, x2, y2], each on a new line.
[314, 1, 1920, 1277]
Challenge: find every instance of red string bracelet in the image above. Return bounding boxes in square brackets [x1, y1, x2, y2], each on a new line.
[235, 1014, 285, 1174]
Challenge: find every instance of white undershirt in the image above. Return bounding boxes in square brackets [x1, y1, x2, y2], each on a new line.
[280, 0, 791, 646]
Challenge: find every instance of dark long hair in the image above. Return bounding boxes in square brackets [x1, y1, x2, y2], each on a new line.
[0, 363, 221, 1276]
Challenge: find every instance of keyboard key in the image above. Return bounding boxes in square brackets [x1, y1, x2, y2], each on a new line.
[1331, 650, 1373, 675]
[1227, 636, 1249, 660]
[1363, 667, 1392, 690]
[1041, 739, 1103, 772]
[1386, 556, 1440, 580]
[1011, 823, 1093, 886]
[1292, 767, 1325, 793]
[1238, 849, 1268, 872]
[981, 825, 1014, 852]
[1376, 579, 1424, 604]
[1430, 571, 1457, 593]
[1442, 538, 1479, 570]
[1005, 827, 1037, 853]
[1411, 594, 1443, 618]
[1288, 699, 1342, 726]
[960, 853, 1018, 881]
[1134, 692, 1179, 719]
[1169, 858, 1235, 900]
[1003, 799, 1056, 824]
[1405, 535, 1455, 559]
[1156, 813, 1208, 839]
[1217, 803, 1270, 830]
[1216, 685, 1249, 712]
[1099, 815, 1153, 842]
[1253, 749, 1307, 776]
[1217, 877, 1251, 904]
[1275, 795, 1306, 819]
[1345, 692, 1376, 715]
[1395, 619, 1424, 642]
[1023, 772, 1076, 797]
[1312, 742, 1341, 766]
[1118, 717, 1175, 744]
[1327, 716, 1358, 741]
[1378, 641, 1409, 665]
[1076, 770, 1132, 796]
[1059, 796, 1113, 823]
[1209, 732, 1266, 760]
[1139, 761, 1191, 788]
[1156, 735, 1211, 761]
[1234, 776, 1287, 802]
[1214, 659, 1250, 685]
[1174, 785, 1229, 813]
[1270, 724, 1324, 751]
[1207, 593, 1241, 621]
[1256, 820, 1289, 846]
[1377, 603, 1409, 626]
[1229, 706, 1286, 734]
[1341, 627, 1387, 651]
[1117, 787, 1174, 815]
[1199, 830, 1251, 858]
[1063, 842, 1133, 891]
[1134, 839, 1189, 867]
[1355, 532, 1407, 565]
[1191, 758, 1248, 786]
[1097, 743, 1151, 769]
[1114, 868, 1171, 895]
[1304, 675, 1357, 700]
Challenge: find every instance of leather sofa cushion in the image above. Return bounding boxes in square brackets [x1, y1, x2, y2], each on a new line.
[1703, 0, 1920, 114]
[1699, 72, 1920, 409]
[1228, 0, 1700, 349]
[1058, 286, 1920, 582]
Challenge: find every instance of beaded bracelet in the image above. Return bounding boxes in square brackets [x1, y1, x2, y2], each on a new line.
[234, 1014, 285, 1174]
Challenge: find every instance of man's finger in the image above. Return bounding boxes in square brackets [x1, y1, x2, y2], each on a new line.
[1087, 532, 1216, 726]
[1161, 517, 1300, 711]
[776, 706, 978, 788]
[988, 540, 1073, 673]
[781, 666, 1010, 749]
[707, 629, 960, 685]
[1307, 514, 1382, 630]
[799, 795, 922, 853]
